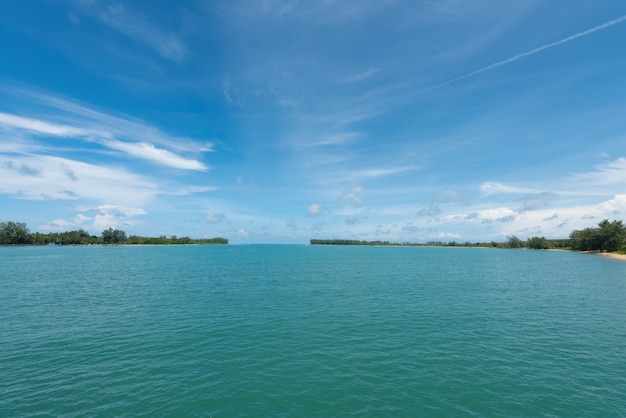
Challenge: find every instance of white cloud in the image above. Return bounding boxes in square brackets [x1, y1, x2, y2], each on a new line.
[4, 87, 213, 152]
[39, 218, 80, 231]
[481, 158, 626, 202]
[354, 165, 418, 179]
[571, 157, 626, 188]
[418, 203, 440, 217]
[91, 204, 146, 231]
[310, 163, 419, 185]
[297, 156, 626, 243]
[436, 188, 466, 203]
[308, 203, 321, 217]
[470, 207, 517, 223]
[309, 131, 363, 146]
[598, 194, 626, 214]
[518, 191, 559, 212]
[101, 139, 208, 171]
[435, 231, 461, 240]
[2, 160, 42, 176]
[206, 212, 226, 224]
[0, 154, 158, 204]
[339, 185, 365, 207]
[38, 206, 145, 232]
[480, 181, 538, 196]
[418, 187, 468, 217]
[0, 112, 89, 136]
[39, 213, 90, 232]
[165, 185, 217, 196]
[489, 194, 626, 239]
[544, 213, 559, 221]
[0, 90, 213, 171]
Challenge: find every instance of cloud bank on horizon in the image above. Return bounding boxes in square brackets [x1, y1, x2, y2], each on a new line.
[1, 0, 626, 243]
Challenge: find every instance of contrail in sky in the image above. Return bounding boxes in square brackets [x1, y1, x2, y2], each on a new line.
[430, 14, 626, 91]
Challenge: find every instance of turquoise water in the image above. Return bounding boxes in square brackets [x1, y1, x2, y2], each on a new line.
[1, 245, 626, 416]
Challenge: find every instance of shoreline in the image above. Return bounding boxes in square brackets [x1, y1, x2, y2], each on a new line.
[598, 252, 626, 261]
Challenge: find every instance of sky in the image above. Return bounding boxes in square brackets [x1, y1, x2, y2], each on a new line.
[1, 1, 626, 244]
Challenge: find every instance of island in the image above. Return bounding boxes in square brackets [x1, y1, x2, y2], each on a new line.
[311, 219, 626, 255]
[0, 222, 228, 246]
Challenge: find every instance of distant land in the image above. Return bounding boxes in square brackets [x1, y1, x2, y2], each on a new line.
[0, 221, 227, 246]
[311, 219, 626, 254]
[309, 238, 565, 248]
[2, 219, 625, 253]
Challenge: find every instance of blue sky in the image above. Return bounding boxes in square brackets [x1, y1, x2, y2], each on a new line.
[1, 1, 626, 244]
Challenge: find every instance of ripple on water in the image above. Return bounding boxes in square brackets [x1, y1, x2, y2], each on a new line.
[1, 245, 626, 416]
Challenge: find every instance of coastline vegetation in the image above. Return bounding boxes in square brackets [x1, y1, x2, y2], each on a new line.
[2, 219, 624, 252]
[311, 219, 626, 254]
[0, 222, 228, 246]
[309, 238, 571, 249]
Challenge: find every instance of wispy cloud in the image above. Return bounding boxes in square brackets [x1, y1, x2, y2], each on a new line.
[0, 155, 158, 203]
[353, 165, 418, 179]
[418, 188, 468, 217]
[338, 185, 365, 207]
[98, 3, 187, 61]
[571, 157, 626, 188]
[311, 165, 419, 185]
[2, 1, 625, 243]
[517, 192, 559, 213]
[2, 160, 43, 176]
[482, 158, 626, 199]
[8, 88, 212, 153]
[0, 110, 208, 171]
[430, 14, 626, 90]
[480, 181, 544, 196]
[222, 77, 233, 104]
[307, 132, 363, 146]
[230, 1, 383, 23]
[101, 139, 208, 171]
[342, 68, 380, 83]
[206, 212, 227, 224]
[0, 112, 90, 137]
[0, 87, 211, 171]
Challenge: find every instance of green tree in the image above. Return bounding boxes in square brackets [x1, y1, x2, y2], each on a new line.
[569, 228, 599, 251]
[101, 228, 127, 244]
[597, 219, 626, 252]
[507, 235, 523, 249]
[0, 221, 31, 245]
[527, 236, 550, 250]
[570, 219, 626, 251]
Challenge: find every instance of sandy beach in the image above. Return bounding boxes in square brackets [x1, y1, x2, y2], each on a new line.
[599, 252, 626, 261]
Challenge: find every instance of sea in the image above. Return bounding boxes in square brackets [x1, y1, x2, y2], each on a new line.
[1, 245, 626, 417]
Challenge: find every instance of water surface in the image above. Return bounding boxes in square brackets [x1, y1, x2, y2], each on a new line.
[2, 245, 625, 416]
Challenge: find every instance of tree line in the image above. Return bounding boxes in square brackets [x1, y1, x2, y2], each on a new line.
[310, 239, 393, 246]
[507, 219, 625, 251]
[569, 219, 625, 252]
[310, 238, 570, 249]
[0, 222, 228, 245]
[311, 219, 626, 253]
